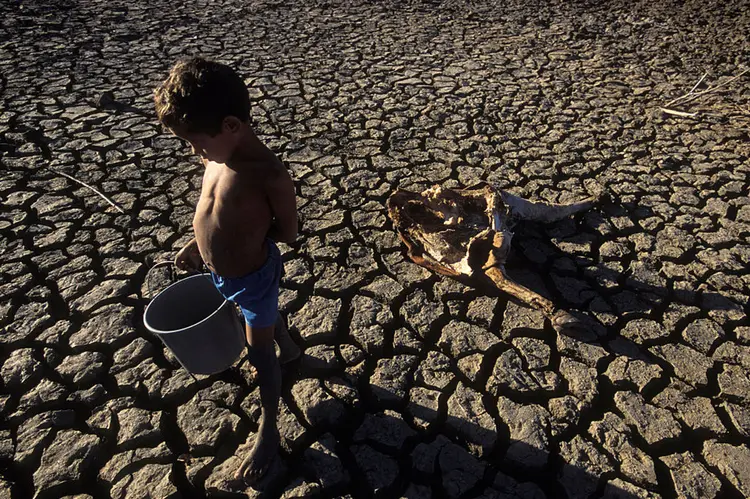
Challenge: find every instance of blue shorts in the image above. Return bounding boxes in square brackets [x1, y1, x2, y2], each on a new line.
[210, 239, 281, 328]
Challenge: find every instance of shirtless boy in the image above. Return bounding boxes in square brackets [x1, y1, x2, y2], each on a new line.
[154, 57, 300, 485]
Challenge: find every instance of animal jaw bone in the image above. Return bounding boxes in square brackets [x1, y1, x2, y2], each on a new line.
[387, 182, 601, 333]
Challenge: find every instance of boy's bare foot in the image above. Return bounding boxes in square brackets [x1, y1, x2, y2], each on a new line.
[275, 314, 301, 364]
[235, 422, 280, 486]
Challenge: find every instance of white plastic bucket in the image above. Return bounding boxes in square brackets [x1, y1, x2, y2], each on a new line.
[143, 274, 245, 375]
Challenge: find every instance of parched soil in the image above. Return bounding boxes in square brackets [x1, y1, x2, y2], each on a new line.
[1, 0, 749, 498]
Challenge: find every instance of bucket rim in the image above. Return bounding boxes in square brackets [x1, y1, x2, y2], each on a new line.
[144, 273, 235, 336]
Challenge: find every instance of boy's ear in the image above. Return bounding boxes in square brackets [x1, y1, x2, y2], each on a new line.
[222, 116, 242, 133]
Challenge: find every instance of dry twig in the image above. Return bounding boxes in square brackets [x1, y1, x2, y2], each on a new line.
[665, 68, 749, 109]
[51, 168, 126, 213]
[659, 107, 698, 118]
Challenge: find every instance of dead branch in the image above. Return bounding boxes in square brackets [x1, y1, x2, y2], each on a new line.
[659, 107, 698, 118]
[666, 68, 749, 108]
[50, 168, 127, 214]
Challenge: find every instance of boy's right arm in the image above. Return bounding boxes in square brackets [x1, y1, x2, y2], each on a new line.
[266, 164, 298, 244]
[175, 237, 202, 271]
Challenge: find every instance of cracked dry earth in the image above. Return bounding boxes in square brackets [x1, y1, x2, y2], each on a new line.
[1, 0, 750, 498]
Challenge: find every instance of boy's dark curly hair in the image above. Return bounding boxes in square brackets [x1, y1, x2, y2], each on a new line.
[154, 57, 250, 135]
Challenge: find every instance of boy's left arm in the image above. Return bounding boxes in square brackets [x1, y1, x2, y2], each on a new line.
[266, 163, 298, 244]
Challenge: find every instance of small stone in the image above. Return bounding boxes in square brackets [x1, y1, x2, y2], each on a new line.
[351, 443, 399, 494]
[301, 344, 340, 373]
[650, 343, 712, 387]
[353, 411, 416, 452]
[604, 356, 662, 393]
[501, 300, 546, 333]
[614, 392, 681, 447]
[414, 350, 454, 389]
[682, 318, 724, 354]
[370, 355, 418, 404]
[1, 348, 42, 389]
[718, 364, 750, 402]
[467, 296, 497, 327]
[116, 407, 163, 451]
[292, 378, 347, 429]
[303, 434, 349, 490]
[350, 295, 392, 354]
[558, 435, 614, 499]
[588, 412, 657, 488]
[393, 328, 423, 354]
[406, 386, 441, 430]
[496, 397, 550, 470]
[723, 402, 750, 436]
[32, 430, 101, 496]
[176, 385, 241, 455]
[55, 351, 106, 385]
[621, 319, 669, 344]
[400, 289, 443, 339]
[702, 440, 750, 496]
[446, 382, 496, 457]
[439, 439, 486, 499]
[289, 296, 341, 343]
[661, 452, 721, 499]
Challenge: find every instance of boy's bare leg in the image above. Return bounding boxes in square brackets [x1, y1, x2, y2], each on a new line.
[274, 312, 301, 363]
[236, 324, 280, 485]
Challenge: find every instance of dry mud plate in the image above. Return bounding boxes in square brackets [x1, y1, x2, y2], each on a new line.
[1, 0, 750, 498]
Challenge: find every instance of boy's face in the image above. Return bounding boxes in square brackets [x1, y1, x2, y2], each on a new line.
[171, 117, 241, 164]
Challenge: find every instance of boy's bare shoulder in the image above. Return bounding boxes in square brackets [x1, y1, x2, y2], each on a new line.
[244, 155, 287, 180]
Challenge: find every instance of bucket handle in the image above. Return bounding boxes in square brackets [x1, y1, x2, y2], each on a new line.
[144, 261, 179, 300]
[144, 261, 216, 300]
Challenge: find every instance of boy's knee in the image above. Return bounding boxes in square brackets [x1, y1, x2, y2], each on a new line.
[245, 324, 275, 347]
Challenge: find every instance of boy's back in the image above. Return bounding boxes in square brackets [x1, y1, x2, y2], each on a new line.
[195, 150, 288, 278]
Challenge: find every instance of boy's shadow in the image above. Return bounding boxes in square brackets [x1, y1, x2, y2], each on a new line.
[233, 387, 660, 499]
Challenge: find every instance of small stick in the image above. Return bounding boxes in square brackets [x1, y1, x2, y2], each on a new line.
[664, 71, 708, 108]
[666, 68, 749, 108]
[51, 168, 126, 213]
[687, 71, 709, 95]
[660, 107, 699, 117]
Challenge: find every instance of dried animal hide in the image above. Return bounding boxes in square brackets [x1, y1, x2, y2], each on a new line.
[387, 182, 601, 332]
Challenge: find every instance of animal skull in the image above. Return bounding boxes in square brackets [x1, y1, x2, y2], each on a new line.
[387, 182, 601, 332]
